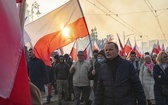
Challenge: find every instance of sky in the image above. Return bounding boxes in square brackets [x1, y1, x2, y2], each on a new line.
[26, 0, 168, 52]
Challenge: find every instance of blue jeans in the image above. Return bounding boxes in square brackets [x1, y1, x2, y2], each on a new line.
[73, 86, 91, 105]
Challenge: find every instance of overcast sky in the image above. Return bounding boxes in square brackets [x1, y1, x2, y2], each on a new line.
[26, 0, 168, 50]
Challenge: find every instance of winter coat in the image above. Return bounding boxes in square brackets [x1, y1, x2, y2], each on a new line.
[27, 57, 49, 91]
[29, 82, 42, 105]
[88, 61, 102, 93]
[54, 62, 70, 80]
[70, 60, 91, 86]
[94, 56, 146, 105]
[139, 64, 155, 99]
[153, 64, 168, 105]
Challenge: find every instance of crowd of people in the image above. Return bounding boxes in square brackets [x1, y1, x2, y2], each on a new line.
[26, 42, 168, 105]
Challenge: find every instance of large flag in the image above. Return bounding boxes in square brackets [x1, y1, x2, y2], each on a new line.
[117, 34, 124, 56]
[132, 43, 141, 58]
[0, 0, 31, 104]
[84, 43, 92, 61]
[25, 0, 89, 66]
[123, 38, 132, 56]
[70, 40, 79, 61]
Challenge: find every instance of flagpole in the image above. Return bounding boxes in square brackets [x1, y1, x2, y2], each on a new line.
[76, 0, 95, 69]
[19, 0, 26, 31]
[19, 0, 27, 60]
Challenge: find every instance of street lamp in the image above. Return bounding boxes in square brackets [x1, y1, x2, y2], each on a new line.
[91, 27, 97, 42]
[30, 1, 41, 21]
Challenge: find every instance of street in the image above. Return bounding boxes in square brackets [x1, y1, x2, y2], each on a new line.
[42, 91, 85, 105]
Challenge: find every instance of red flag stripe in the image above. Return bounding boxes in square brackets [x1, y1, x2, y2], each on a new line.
[16, 0, 22, 3]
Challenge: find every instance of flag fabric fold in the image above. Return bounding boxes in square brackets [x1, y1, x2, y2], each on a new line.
[0, 0, 31, 104]
[70, 40, 79, 61]
[84, 43, 91, 61]
[117, 34, 124, 56]
[25, 0, 89, 66]
[151, 43, 159, 55]
[132, 43, 141, 58]
[123, 38, 132, 56]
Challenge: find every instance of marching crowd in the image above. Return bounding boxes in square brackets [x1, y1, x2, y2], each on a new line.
[27, 42, 168, 105]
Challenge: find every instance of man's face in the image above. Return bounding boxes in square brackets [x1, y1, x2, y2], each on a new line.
[77, 55, 84, 61]
[28, 50, 35, 59]
[130, 54, 136, 61]
[104, 43, 118, 59]
[59, 58, 64, 62]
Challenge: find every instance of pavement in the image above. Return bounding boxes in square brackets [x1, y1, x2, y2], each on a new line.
[42, 90, 85, 105]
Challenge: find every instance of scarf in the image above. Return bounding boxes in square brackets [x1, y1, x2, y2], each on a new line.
[144, 61, 154, 71]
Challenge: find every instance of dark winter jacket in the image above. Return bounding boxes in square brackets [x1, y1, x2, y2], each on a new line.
[54, 62, 70, 80]
[153, 64, 168, 105]
[88, 61, 102, 93]
[94, 56, 146, 105]
[27, 57, 49, 91]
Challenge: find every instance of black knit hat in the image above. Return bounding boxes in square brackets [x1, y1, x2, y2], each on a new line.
[59, 55, 64, 59]
[97, 50, 106, 57]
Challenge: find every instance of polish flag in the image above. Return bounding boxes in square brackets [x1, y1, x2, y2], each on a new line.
[25, 0, 89, 66]
[157, 41, 161, 52]
[132, 43, 141, 58]
[70, 40, 79, 61]
[84, 43, 92, 61]
[93, 41, 100, 51]
[117, 34, 124, 56]
[123, 38, 132, 55]
[151, 43, 159, 55]
[0, 0, 31, 104]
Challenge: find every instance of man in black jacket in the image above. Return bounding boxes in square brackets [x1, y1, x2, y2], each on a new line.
[54, 55, 70, 105]
[27, 48, 49, 92]
[94, 42, 146, 105]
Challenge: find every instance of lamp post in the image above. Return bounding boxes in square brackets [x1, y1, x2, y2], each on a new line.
[30, 1, 41, 21]
[91, 27, 97, 42]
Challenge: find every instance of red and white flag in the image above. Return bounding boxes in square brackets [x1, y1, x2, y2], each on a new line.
[132, 43, 141, 58]
[93, 41, 100, 51]
[84, 43, 92, 61]
[70, 40, 79, 61]
[157, 41, 161, 52]
[25, 0, 89, 66]
[151, 43, 159, 55]
[0, 0, 31, 104]
[117, 34, 124, 56]
[123, 38, 132, 55]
